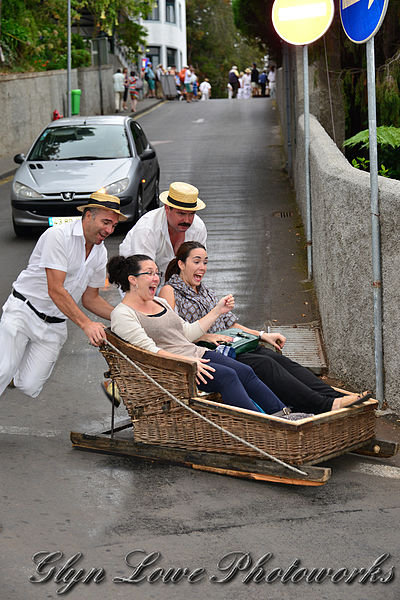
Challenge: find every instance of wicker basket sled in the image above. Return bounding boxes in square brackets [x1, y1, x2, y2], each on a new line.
[70, 331, 398, 486]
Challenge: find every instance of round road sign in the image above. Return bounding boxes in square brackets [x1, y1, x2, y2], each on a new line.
[340, 0, 389, 44]
[272, 0, 335, 45]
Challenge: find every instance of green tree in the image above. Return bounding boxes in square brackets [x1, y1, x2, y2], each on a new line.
[186, 0, 266, 98]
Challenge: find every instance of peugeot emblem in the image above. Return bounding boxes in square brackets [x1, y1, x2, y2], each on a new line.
[62, 191, 75, 201]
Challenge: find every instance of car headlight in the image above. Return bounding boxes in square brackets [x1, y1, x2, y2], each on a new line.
[13, 182, 44, 199]
[97, 178, 129, 195]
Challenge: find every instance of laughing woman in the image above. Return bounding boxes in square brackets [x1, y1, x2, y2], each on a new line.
[107, 254, 298, 417]
[158, 242, 371, 415]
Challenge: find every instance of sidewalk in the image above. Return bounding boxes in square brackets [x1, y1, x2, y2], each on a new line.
[0, 97, 164, 180]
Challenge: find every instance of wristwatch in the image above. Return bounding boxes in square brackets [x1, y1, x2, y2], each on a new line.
[258, 330, 265, 340]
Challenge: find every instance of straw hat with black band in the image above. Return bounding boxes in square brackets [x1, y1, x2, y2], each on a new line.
[159, 182, 206, 212]
[77, 192, 128, 221]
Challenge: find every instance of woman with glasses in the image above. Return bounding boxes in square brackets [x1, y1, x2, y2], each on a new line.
[106, 254, 302, 417]
[157, 242, 371, 414]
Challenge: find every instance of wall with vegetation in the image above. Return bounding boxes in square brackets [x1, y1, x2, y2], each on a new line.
[0, 66, 114, 157]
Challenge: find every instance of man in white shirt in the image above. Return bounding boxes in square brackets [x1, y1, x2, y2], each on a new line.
[119, 181, 207, 283]
[113, 69, 125, 112]
[184, 66, 193, 102]
[0, 193, 126, 399]
[199, 78, 211, 100]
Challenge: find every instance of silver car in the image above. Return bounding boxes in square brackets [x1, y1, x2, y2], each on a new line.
[11, 115, 160, 236]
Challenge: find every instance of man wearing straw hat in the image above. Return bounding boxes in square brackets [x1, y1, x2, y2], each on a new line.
[119, 181, 207, 282]
[0, 192, 127, 399]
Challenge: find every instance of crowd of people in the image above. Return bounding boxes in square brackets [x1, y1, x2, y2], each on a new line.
[113, 64, 212, 110]
[228, 63, 276, 99]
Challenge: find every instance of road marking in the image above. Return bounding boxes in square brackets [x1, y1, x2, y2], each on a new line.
[0, 425, 62, 437]
[135, 101, 165, 119]
[349, 461, 400, 479]
[151, 140, 173, 145]
[0, 175, 13, 185]
[193, 118, 205, 123]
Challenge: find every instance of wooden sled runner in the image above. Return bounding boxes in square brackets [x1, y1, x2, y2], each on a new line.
[70, 331, 398, 486]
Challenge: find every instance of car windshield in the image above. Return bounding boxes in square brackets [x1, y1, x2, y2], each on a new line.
[28, 125, 132, 161]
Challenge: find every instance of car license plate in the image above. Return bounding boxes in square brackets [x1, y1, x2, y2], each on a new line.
[48, 216, 81, 226]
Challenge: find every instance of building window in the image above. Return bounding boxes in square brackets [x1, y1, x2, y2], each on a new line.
[145, 46, 161, 68]
[167, 47, 177, 68]
[166, 0, 176, 23]
[146, 0, 159, 20]
[178, 3, 182, 29]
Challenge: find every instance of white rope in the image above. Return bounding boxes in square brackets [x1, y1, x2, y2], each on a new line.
[104, 339, 308, 477]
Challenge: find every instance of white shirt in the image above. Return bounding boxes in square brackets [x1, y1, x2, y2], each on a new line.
[199, 81, 211, 94]
[113, 72, 125, 93]
[119, 207, 207, 278]
[184, 69, 192, 84]
[13, 219, 107, 318]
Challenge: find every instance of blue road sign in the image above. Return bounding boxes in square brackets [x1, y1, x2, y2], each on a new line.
[340, 0, 389, 43]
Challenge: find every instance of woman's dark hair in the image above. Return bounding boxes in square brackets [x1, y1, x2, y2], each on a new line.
[130, 70, 136, 77]
[107, 255, 152, 292]
[164, 241, 206, 283]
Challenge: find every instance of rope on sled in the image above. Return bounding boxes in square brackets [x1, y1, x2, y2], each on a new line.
[104, 339, 308, 477]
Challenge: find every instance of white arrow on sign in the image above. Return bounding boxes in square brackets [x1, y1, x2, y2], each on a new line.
[342, 0, 375, 9]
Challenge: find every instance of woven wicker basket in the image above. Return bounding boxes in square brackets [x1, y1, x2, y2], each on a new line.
[100, 331, 376, 466]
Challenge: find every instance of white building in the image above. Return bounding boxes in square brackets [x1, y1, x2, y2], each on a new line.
[141, 0, 187, 70]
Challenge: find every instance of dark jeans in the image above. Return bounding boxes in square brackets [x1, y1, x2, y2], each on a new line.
[237, 347, 342, 414]
[198, 350, 284, 414]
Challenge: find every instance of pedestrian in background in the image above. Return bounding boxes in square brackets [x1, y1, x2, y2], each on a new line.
[122, 67, 129, 110]
[145, 62, 156, 98]
[155, 64, 164, 99]
[128, 71, 139, 113]
[184, 66, 193, 102]
[199, 78, 211, 100]
[113, 69, 125, 112]
[228, 66, 239, 98]
[237, 71, 244, 99]
[268, 66, 276, 98]
[259, 69, 268, 97]
[251, 63, 260, 97]
[191, 70, 198, 101]
[243, 68, 252, 99]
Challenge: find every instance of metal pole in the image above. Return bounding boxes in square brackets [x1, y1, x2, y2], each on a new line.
[67, 0, 71, 117]
[366, 37, 384, 407]
[284, 43, 292, 176]
[97, 39, 104, 115]
[303, 44, 312, 280]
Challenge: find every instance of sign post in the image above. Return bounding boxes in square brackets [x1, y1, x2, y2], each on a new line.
[340, 0, 389, 407]
[272, 0, 334, 280]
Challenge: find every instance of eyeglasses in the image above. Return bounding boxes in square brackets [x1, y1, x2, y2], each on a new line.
[133, 271, 163, 278]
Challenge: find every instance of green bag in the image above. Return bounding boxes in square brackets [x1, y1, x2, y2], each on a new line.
[197, 328, 259, 355]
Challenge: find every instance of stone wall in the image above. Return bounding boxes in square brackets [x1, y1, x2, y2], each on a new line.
[0, 66, 114, 157]
[294, 114, 400, 411]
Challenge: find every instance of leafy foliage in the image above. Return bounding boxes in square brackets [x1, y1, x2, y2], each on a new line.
[186, 0, 266, 98]
[0, 0, 154, 72]
[345, 126, 400, 180]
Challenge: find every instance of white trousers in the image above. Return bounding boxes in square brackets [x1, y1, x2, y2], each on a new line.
[0, 295, 67, 398]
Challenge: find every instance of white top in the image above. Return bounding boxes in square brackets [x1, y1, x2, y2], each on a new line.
[184, 69, 192, 84]
[119, 207, 207, 279]
[111, 297, 204, 355]
[13, 219, 107, 318]
[268, 70, 276, 83]
[199, 81, 211, 93]
[113, 72, 125, 92]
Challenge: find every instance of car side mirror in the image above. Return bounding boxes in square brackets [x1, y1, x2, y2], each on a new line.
[14, 154, 26, 164]
[140, 148, 156, 161]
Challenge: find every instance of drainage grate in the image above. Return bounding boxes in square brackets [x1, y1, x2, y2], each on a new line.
[267, 324, 327, 374]
[273, 211, 294, 218]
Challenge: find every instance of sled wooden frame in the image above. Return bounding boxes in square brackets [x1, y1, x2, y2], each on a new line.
[70, 331, 398, 486]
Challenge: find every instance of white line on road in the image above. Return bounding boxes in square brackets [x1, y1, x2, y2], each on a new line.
[0, 425, 62, 437]
[349, 461, 400, 480]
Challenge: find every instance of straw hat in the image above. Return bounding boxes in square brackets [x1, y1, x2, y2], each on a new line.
[159, 182, 205, 211]
[245, 68, 251, 74]
[77, 192, 128, 221]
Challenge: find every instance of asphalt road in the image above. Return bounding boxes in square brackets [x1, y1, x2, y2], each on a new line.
[0, 99, 399, 600]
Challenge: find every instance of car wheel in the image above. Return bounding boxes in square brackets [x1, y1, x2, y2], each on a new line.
[148, 176, 160, 211]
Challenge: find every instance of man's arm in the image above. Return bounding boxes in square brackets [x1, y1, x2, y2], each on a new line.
[46, 268, 109, 346]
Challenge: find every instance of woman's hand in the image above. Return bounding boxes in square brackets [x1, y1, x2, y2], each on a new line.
[200, 333, 234, 346]
[215, 294, 235, 315]
[261, 332, 286, 351]
[194, 357, 215, 385]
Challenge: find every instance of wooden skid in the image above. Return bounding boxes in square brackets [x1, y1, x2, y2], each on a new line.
[70, 429, 331, 486]
[350, 437, 399, 459]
